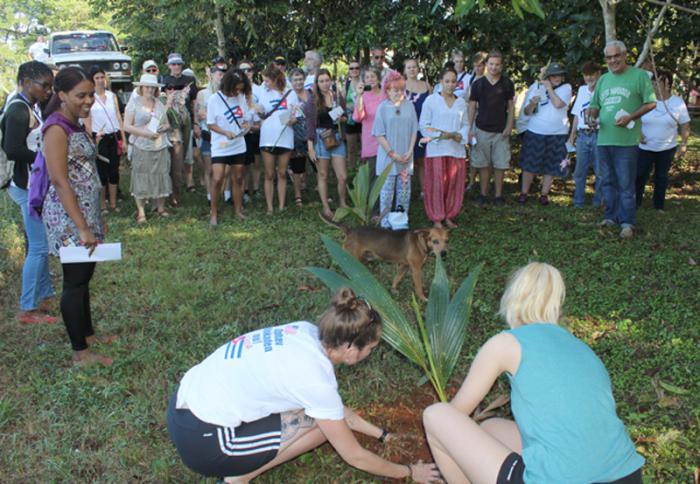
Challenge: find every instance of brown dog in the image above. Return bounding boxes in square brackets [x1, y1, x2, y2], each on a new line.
[320, 214, 449, 300]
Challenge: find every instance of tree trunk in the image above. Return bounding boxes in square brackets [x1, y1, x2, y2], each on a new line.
[599, 0, 617, 42]
[214, 1, 226, 59]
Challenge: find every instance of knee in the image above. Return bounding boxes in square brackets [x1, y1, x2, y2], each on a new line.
[422, 402, 452, 432]
[337, 175, 346, 185]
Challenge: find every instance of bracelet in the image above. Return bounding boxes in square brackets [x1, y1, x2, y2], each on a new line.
[378, 429, 390, 443]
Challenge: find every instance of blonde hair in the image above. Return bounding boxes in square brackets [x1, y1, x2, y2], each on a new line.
[498, 262, 565, 328]
[318, 287, 381, 350]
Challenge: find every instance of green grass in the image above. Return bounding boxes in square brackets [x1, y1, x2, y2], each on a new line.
[1, 127, 699, 482]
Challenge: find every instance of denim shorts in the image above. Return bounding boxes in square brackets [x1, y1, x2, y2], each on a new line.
[314, 129, 346, 159]
[199, 138, 211, 157]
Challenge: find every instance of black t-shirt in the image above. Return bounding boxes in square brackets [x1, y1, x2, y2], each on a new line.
[469, 75, 515, 133]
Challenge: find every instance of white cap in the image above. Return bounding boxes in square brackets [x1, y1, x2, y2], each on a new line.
[142, 59, 158, 70]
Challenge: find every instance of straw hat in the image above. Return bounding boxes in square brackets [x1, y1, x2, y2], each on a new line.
[133, 73, 163, 88]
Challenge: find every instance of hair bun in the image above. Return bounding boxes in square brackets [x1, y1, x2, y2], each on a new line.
[332, 287, 359, 311]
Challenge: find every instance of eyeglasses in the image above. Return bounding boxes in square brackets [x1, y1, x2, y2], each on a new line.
[604, 53, 623, 60]
[31, 79, 52, 90]
[373, 55, 384, 60]
[146, 68, 158, 73]
[348, 66, 360, 70]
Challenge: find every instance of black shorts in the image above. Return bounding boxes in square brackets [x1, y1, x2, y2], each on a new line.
[260, 146, 292, 156]
[212, 153, 248, 166]
[496, 452, 643, 484]
[245, 132, 260, 156]
[167, 388, 281, 478]
[289, 156, 306, 174]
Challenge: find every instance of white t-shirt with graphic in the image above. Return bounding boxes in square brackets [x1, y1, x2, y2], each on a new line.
[258, 87, 299, 149]
[571, 84, 596, 131]
[639, 95, 690, 152]
[304, 74, 316, 90]
[524, 83, 572, 136]
[176, 321, 344, 428]
[206, 91, 249, 157]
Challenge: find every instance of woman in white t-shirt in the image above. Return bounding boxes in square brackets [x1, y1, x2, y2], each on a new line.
[517, 63, 572, 206]
[207, 69, 252, 225]
[167, 288, 439, 483]
[258, 65, 298, 215]
[636, 70, 691, 211]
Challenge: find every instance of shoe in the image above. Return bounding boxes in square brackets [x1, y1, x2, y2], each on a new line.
[18, 311, 57, 325]
[539, 194, 549, 206]
[619, 226, 634, 239]
[477, 195, 489, 206]
[516, 193, 527, 204]
[243, 193, 251, 204]
[598, 219, 615, 227]
[494, 197, 506, 207]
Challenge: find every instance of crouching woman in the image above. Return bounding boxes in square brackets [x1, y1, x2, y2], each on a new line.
[423, 262, 644, 484]
[167, 287, 440, 483]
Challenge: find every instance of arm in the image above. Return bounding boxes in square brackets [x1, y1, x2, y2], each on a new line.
[418, 96, 433, 138]
[451, 332, 520, 415]
[352, 90, 365, 122]
[113, 92, 127, 146]
[502, 99, 515, 138]
[569, 115, 579, 144]
[468, 100, 477, 141]
[615, 102, 656, 127]
[316, 418, 438, 482]
[542, 80, 567, 109]
[43, 125, 97, 254]
[677, 122, 690, 159]
[3, 105, 36, 165]
[123, 109, 158, 140]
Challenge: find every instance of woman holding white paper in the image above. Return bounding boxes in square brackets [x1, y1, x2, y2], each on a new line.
[42, 66, 116, 366]
[124, 73, 172, 224]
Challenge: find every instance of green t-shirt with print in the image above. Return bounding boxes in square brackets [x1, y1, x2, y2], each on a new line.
[589, 66, 656, 146]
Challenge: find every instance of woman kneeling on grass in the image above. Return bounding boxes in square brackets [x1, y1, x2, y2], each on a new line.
[423, 262, 644, 484]
[167, 288, 440, 483]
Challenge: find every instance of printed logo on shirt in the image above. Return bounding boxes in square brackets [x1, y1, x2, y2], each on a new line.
[600, 87, 632, 112]
[224, 105, 243, 124]
[271, 98, 288, 111]
[223, 324, 300, 359]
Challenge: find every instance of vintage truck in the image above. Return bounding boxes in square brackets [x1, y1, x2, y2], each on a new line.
[47, 30, 133, 104]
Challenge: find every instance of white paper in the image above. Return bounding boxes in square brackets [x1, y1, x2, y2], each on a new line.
[146, 116, 161, 134]
[565, 141, 576, 153]
[60, 243, 122, 263]
[328, 106, 344, 122]
[278, 111, 291, 125]
[614, 109, 635, 129]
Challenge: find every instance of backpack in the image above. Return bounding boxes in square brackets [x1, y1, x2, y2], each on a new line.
[0, 98, 31, 188]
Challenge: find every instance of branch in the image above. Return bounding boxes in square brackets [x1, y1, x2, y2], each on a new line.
[644, 0, 700, 15]
[636, 0, 671, 68]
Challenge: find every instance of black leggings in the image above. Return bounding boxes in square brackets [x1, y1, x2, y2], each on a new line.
[95, 132, 120, 186]
[61, 262, 96, 351]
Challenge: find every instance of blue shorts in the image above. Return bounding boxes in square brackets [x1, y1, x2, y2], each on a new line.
[314, 129, 346, 159]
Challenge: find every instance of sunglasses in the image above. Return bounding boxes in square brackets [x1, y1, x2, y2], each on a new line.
[348, 66, 360, 70]
[165, 86, 176, 90]
[373, 55, 384, 60]
[146, 68, 158, 73]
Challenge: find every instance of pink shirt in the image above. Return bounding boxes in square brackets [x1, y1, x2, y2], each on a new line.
[353, 91, 385, 158]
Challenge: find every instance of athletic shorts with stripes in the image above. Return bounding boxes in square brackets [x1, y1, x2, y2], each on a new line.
[166, 388, 281, 478]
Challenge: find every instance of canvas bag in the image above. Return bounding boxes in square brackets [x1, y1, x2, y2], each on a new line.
[387, 171, 409, 230]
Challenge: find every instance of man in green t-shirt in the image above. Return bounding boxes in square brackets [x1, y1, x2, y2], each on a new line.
[588, 40, 655, 239]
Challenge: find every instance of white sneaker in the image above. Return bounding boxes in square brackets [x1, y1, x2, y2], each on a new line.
[619, 226, 634, 239]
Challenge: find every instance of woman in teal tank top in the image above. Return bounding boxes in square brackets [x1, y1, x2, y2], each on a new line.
[423, 262, 644, 484]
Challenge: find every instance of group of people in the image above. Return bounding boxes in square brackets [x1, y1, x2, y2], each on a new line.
[167, 264, 645, 483]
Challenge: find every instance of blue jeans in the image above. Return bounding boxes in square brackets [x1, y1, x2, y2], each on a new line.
[596, 145, 638, 228]
[8, 185, 55, 311]
[573, 131, 601, 207]
[636, 147, 675, 210]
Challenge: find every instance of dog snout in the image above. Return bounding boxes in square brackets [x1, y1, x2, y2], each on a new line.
[440, 250, 447, 258]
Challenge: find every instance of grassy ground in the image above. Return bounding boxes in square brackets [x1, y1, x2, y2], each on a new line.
[1, 127, 699, 483]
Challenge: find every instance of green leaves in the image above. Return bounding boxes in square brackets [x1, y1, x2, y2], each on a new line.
[334, 162, 394, 225]
[307, 234, 482, 401]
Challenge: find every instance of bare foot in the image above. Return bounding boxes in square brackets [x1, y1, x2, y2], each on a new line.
[445, 218, 458, 229]
[433, 221, 444, 229]
[322, 208, 334, 219]
[73, 349, 113, 366]
[86, 334, 118, 345]
[209, 215, 218, 226]
[266, 208, 274, 215]
[235, 211, 247, 220]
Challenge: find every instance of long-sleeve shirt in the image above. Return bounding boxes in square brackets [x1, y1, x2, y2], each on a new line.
[353, 90, 385, 158]
[419, 93, 469, 159]
[1, 97, 38, 189]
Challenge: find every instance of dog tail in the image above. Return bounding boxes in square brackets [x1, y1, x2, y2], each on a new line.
[318, 210, 350, 234]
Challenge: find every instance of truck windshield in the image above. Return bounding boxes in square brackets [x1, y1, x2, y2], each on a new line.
[52, 33, 119, 54]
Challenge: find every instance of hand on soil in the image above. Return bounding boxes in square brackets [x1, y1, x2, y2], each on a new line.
[411, 461, 443, 483]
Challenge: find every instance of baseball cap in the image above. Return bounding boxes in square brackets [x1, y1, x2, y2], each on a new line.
[273, 55, 287, 65]
[142, 59, 158, 70]
[167, 53, 184, 65]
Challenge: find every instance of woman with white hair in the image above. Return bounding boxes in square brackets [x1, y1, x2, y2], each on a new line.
[123, 73, 173, 223]
[423, 262, 644, 484]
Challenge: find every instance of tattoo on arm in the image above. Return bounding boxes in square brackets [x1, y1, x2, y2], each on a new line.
[280, 409, 316, 443]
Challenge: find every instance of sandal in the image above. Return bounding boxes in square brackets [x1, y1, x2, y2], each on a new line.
[73, 351, 113, 367]
[136, 214, 147, 224]
[295, 197, 303, 207]
[156, 210, 170, 217]
[539, 194, 550, 206]
[18, 311, 57, 325]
